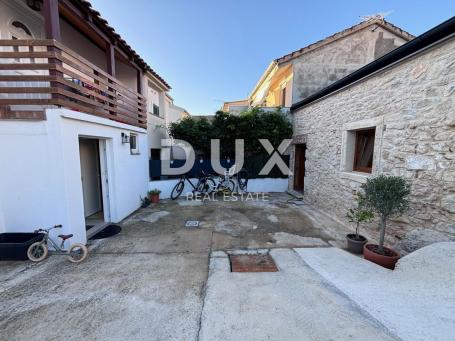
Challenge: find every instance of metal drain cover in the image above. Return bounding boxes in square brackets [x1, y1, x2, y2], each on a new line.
[229, 254, 278, 272]
[185, 220, 200, 228]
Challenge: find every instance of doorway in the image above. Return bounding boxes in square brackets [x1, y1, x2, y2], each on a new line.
[79, 138, 104, 227]
[293, 144, 306, 193]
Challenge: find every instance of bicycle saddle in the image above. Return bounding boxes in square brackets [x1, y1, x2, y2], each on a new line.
[58, 234, 73, 240]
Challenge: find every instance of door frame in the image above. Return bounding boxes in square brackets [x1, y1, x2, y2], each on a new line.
[293, 144, 306, 193]
[98, 139, 111, 223]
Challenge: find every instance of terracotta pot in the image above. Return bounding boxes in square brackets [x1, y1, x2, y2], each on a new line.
[346, 234, 367, 254]
[149, 193, 160, 204]
[363, 244, 400, 269]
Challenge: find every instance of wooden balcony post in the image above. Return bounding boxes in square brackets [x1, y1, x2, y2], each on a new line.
[136, 69, 143, 95]
[106, 43, 117, 117]
[43, 0, 64, 105]
[43, 0, 61, 41]
[106, 43, 116, 77]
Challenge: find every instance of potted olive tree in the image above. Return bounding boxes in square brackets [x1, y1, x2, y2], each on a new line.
[148, 189, 161, 204]
[346, 200, 374, 254]
[360, 175, 411, 269]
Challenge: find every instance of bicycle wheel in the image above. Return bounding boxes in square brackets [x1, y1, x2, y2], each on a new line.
[237, 170, 248, 191]
[171, 180, 185, 200]
[27, 242, 48, 262]
[222, 180, 235, 194]
[68, 243, 88, 263]
[202, 178, 216, 194]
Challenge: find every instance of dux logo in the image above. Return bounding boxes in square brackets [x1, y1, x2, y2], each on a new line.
[160, 138, 292, 176]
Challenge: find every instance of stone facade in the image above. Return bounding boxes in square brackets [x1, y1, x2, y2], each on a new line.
[290, 37, 455, 242]
[291, 26, 408, 104]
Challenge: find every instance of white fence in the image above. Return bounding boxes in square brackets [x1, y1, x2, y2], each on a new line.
[149, 178, 289, 199]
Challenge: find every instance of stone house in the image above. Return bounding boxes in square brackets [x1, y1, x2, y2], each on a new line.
[289, 17, 455, 242]
[223, 17, 414, 112]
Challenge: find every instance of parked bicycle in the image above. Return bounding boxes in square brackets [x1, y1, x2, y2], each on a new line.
[27, 225, 88, 263]
[171, 170, 215, 200]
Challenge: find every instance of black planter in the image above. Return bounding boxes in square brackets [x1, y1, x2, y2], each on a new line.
[346, 234, 368, 254]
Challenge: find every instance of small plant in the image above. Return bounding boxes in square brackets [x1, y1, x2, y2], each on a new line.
[346, 204, 374, 240]
[148, 189, 161, 195]
[360, 175, 410, 254]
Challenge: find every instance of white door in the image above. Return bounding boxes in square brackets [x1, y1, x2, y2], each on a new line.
[79, 139, 102, 217]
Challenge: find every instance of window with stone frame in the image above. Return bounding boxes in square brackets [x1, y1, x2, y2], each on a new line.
[353, 128, 376, 173]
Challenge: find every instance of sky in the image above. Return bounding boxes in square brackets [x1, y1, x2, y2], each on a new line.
[90, 0, 454, 115]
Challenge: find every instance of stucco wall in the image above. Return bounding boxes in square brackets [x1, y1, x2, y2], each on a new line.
[290, 37, 455, 241]
[291, 27, 407, 104]
[0, 109, 148, 243]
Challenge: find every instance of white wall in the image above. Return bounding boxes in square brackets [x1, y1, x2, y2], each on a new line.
[0, 0, 44, 39]
[0, 109, 148, 244]
[149, 178, 288, 199]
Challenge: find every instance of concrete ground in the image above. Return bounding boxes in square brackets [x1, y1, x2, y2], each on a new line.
[1, 194, 451, 340]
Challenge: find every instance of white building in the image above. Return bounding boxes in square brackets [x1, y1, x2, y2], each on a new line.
[0, 0, 176, 244]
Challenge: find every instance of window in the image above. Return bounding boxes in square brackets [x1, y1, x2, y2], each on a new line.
[10, 21, 34, 63]
[353, 128, 375, 173]
[130, 134, 139, 154]
[153, 104, 160, 117]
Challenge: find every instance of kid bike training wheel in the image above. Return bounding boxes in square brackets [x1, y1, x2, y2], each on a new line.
[171, 180, 185, 200]
[27, 242, 48, 262]
[68, 243, 88, 263]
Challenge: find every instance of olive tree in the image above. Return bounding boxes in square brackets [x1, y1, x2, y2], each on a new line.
[360, 175, 411, 253]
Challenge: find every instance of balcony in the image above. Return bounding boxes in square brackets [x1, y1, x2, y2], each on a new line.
[0, 39, 147, 129]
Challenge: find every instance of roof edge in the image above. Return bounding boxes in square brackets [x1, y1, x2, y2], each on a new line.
[276, 18, 415, 65]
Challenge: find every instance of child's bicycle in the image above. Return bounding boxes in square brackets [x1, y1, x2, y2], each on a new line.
[27, 224, 88, 263]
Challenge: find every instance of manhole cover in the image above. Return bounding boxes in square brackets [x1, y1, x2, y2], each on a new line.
[185, 220, 200, 228]
[229, 254, 278, 272]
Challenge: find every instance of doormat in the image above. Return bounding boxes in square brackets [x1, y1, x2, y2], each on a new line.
[229, 254, 278, 272]
[185, 220, 200, 228]
[89, 225, 122, 240]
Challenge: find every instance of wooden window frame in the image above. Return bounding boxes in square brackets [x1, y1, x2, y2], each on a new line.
[353, 128, 375, 173]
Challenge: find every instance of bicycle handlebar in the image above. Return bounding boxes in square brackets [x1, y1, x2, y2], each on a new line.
[34, 224, 62, 233]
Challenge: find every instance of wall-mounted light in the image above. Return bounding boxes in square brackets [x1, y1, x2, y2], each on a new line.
[121, 132, 130, 144]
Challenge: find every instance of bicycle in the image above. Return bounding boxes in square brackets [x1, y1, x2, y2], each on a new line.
[208, 165, 236, 194]
[171, 170, 215, 200]
[27, 225, 89, 263]
[236, 168, 249, 192]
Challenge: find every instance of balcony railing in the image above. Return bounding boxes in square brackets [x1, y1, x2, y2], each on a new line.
[0, 39, 146, 129]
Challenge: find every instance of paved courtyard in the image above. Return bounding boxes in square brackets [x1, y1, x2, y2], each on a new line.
[1, 194, 453, 340]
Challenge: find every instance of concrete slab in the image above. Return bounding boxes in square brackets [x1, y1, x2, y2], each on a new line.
[270, 232, 329, 247]
[199, 249, 396, 341]
[295, 244, 455, 341]
[0, 253, 207, 341]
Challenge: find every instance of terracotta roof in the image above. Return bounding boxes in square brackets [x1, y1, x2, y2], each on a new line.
[275, 18, 415, 64]
[77, 0, 170, 89]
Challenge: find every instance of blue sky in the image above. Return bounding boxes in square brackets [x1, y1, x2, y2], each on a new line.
[90, 0, 454, 115]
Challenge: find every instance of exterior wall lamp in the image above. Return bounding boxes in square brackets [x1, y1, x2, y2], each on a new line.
[121, 132, 130, 144]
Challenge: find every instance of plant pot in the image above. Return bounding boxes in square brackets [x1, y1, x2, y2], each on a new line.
[346, 234, 367, 254]
[149, 193, 160, 204]
[363, 244, 400, 269]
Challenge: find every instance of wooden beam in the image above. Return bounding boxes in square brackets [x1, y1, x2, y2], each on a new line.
[106, 43, 116, 77]
[137, 69, 143, 95]
[43, 0, 61, 41]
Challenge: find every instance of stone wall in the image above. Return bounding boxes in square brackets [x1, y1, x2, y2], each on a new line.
[290, 37, 455, 242]
[292, 26, 407, 104]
